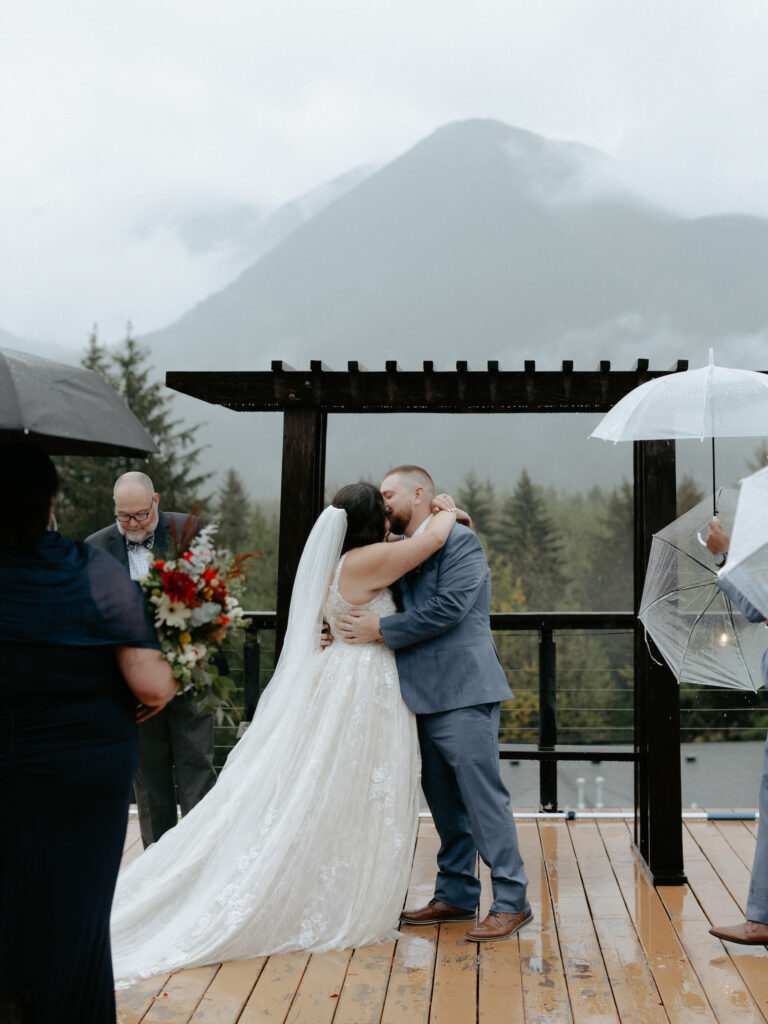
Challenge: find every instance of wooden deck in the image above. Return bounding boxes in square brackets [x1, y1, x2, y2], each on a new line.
[116, 812, 768, 1024]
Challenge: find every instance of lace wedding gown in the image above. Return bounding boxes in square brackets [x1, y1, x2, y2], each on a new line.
[111, 551, 420, 985]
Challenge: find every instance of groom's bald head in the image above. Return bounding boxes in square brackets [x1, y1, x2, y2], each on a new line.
[380, 465, 435, 536]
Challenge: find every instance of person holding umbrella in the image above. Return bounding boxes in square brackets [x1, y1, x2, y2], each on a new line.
[705, 519, 768, 945]
[0, 444, 177, 1023]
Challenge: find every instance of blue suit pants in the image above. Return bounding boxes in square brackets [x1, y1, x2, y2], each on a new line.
[417, 703, 529, 914]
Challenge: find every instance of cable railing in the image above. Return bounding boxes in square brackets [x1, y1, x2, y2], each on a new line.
[210, 610, 768, 811]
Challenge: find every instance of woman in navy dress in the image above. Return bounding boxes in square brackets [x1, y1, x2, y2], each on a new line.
[0, 444, 177, 1024]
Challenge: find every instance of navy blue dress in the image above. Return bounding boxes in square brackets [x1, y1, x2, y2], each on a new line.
[0, 533, 160, 1024]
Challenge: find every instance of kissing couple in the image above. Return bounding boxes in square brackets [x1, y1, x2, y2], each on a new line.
[111, 465, 531, 984]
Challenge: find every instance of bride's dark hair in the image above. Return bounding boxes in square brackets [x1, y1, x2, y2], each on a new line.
[332, 482, 387, 554]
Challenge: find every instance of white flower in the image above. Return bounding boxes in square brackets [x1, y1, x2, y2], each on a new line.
[154, 593, 192, 629]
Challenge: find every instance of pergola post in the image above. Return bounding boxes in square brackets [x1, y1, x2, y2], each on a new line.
[633, 438, 685, 884]
[276, 405, 327, 655]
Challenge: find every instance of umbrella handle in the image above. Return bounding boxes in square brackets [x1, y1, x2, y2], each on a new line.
[696, 512, 719, 548]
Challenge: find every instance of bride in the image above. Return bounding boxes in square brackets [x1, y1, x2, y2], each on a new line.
[110, 482, 457, 983]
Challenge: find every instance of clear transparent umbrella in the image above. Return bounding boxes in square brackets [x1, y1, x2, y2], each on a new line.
[0, 347, 159, 457]
[638, 489, 766, 691]
[590, 350, 768, 514]
[718, 466, 768, 620]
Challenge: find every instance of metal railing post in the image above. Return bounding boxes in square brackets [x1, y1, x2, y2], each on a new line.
[538, 625, 558, 811]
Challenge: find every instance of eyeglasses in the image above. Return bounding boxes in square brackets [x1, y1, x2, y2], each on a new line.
[115, 508, 153, 524]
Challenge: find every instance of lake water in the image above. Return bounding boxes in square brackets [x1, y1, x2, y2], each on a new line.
[481, 739, 766, 811]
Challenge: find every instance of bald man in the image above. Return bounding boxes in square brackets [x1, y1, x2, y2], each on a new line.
[86, 472, 217, 846]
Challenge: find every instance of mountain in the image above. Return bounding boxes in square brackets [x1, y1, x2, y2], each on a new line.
[0, 327, 79, 364]
[172, 163, 377, 268]
[144, 118, 768, 374]
[135, 119, 768, 499]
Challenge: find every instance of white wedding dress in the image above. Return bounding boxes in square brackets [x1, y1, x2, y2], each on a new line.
[111, 508, 420, 985]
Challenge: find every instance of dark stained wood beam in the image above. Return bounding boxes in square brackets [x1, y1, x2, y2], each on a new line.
[166, 362, 704, 414]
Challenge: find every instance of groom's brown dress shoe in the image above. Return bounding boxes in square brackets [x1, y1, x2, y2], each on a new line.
[400, 899, 477, 924]
[709, 920, 768, 945]
[465, 908, 533, 942]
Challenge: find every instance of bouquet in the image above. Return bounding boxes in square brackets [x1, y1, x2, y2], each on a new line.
[138, 519, 256, 722]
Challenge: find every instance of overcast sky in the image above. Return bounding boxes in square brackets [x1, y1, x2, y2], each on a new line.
[2, 0, 767, 350]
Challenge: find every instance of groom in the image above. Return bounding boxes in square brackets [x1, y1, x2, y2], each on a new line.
[338, 465, 531, 941]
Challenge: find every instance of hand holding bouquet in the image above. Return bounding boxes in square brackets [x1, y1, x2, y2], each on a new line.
[138, 520, 256, 722]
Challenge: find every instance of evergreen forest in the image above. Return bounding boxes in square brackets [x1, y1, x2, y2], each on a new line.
[54, 334, 768, 761]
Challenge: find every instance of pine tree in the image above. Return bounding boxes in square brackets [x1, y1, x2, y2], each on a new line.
[457, 471, 497, 539]
[582, 480, 634, 611]
[242, 504, 279, 610]
[491, 469, 567, 610]
[676, 473, 705, 516]
[55, 326, 211, 539]
[215, 469, 252, 551]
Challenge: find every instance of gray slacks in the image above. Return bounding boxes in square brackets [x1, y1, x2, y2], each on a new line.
[417, 702, 529, 914]
[747, 732, 768, 923]
[134, 693, 217, 847]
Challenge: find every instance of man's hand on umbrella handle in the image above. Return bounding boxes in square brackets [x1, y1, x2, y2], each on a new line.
[705, 519, 730, 556]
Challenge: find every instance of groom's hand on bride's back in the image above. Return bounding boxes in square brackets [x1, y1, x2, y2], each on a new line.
[337, 610, 383, 645]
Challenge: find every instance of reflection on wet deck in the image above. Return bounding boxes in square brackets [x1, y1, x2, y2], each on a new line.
[116, 812, 768, 1023]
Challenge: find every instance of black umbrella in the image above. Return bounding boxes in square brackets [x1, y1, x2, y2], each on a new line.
[0, 347, 159, 457]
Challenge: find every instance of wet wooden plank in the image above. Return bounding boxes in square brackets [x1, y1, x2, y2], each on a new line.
[687, 822, 752, 914]
[141, 966, 219, 1024]
[284, 949, 353, 1024]
[714, 820, 758, 873]
[238, 951, 310, 1024]
[116, 973, 172, 1024]
[659, 885, 766, 1024]
[380, 818, 440, 1024]
[188, 959, 266, 1022]
[430, 921, 477, 1024]
[676, 836, 768, 1021]
[476, 857, 526, 1023]
[380, 925, 437, 1024]
[570, 822, 668, 1024]
[516, 822, 573, 1023]
[599, 821, 718, 1024]
[540, 822, 619, 1024]
[332, 941, 395, 1024]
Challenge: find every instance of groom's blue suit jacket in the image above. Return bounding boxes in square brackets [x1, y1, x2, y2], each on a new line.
[380, 524, 512, 715]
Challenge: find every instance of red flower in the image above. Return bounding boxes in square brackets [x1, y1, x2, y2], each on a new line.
[155, 559, 165, 569]
[161, 570, 198, 605]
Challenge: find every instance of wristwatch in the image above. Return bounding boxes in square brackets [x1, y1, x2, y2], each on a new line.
[713, 551, 728, 568]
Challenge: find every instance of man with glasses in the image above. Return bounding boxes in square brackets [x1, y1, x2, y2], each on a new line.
[86, 472, 217, 846]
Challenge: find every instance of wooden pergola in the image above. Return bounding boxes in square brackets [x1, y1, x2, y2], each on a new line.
[167, 359, 686, 884]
